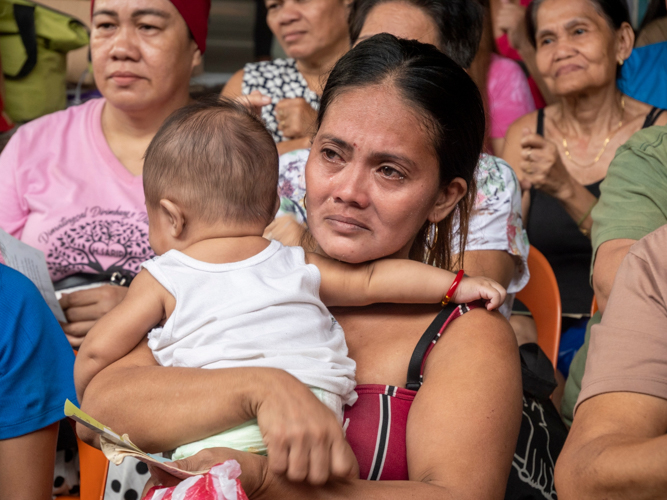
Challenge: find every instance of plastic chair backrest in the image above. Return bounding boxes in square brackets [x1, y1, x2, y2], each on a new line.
[60, 350, 109, 500]
[515, 245, 562, 368]
[591, 296, 599, 317]
[58, 432, 108, 500]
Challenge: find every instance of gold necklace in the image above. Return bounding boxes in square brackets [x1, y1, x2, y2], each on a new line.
[561, 96, 625, 168]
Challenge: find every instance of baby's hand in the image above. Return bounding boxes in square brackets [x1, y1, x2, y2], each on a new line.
[452, 276, 507, 310]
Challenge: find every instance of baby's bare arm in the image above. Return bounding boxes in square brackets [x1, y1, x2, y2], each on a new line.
[306, 254, 454, 306]
[307, 254, 506, 310]
[74, 270, 167, 401]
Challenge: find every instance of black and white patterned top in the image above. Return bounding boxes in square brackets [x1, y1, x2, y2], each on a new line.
[242, 58, 320, 142]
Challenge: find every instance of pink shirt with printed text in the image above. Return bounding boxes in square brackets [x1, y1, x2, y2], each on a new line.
[0, 98, 153, 282]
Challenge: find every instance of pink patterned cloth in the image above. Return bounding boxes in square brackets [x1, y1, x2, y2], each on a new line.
[487, 54, 536, 139]
[143, 461, 249, 500]
[0, 98, 153, 282]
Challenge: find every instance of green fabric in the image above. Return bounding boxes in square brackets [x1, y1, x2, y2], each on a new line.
[172, 388, 336, 460]
[562, 311, 600, 426]
[0, 0, 89, 122]
[562, 125, 667, 424]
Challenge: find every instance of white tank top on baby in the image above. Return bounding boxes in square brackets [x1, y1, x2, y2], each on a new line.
[142, 240, 357, 406]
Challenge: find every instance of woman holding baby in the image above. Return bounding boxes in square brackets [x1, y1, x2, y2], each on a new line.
[80, 35, 523, 498]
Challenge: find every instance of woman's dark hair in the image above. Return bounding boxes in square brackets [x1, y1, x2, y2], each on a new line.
[526, 0, 631, 47]
[348, 0, 484, 69]
[315, 34, 484, 271]
[638, 0, 667, 34]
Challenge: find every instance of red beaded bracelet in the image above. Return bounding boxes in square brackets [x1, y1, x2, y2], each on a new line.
[441, 270, 465, 307]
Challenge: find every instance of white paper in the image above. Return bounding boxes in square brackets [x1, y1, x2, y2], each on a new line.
[0, 229, 67, 322]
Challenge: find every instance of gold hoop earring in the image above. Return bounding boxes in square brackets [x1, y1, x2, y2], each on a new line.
[426, 222, 438, 250]
[302, 196, 307, 210]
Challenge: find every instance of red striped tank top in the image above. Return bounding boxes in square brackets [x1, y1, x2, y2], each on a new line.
[343, 301, 481, 481]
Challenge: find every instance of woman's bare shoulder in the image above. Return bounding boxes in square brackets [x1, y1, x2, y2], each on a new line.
[427, 307, 519, 374]
[444, 307, 516, 349]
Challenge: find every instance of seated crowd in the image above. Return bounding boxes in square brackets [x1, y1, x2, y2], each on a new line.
[1, 0, 666, 499]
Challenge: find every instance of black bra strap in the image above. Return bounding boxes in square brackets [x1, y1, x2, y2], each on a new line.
[536, 108, 545, 137]
[643, 107, 666, 129]
[406, 303, 459, 391]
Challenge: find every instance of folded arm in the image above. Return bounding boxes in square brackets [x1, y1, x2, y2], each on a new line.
[555, 392, 667, 500]
[80, 338, 355, 480]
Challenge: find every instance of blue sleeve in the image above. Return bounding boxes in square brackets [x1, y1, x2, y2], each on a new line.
[618, 42, 667, 110]
[0, 264, 77, 439]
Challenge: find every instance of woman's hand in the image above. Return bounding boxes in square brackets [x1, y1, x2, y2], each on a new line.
[59, 285, 128, 346]
[497, 0, 529, 50]
[143, 448, 269, 499]
[237, 90, 272, 117]
[255, 382, 359, 484]
[518, 128, 575, 199]
[275, 98, 318, 139]
[264, 215, 306, 247]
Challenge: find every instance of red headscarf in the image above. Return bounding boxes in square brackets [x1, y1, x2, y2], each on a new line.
[91, 0, 211, 53]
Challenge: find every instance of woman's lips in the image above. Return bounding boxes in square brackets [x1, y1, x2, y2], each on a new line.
[555, 64, 583, 77]
[283, 31, 306, 43]
[325, 215, 370, 233]
[109, 71, 144, 86]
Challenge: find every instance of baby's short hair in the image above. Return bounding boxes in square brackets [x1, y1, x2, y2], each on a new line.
[144, 97, 279, 225]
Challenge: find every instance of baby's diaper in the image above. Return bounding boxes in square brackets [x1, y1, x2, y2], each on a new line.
[172, 388, 343, 460]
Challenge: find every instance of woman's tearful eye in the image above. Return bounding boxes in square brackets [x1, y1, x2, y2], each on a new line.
[379, 165, 404, 179]
[323, 148, 342, 162]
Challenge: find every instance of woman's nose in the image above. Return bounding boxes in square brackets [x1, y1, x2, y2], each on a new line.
[331, 164, 371, 209]
[553, 39, 576, 61]
[277, 0, 301, 25]
[109, 27, 141, 61]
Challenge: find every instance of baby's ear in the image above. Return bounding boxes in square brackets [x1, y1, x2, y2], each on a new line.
[159, 199, 186, 238]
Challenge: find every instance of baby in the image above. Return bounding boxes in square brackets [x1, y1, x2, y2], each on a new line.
[75, 98, 505, 461]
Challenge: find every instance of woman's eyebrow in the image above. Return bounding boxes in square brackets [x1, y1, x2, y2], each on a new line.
[369, 151, 415, 168]
[319, 134, 353, 153]
[536, 27, 556, 39]
[564, 17, 590, 30]
[92, 9, 118, 18]
[131, 9, 171, 19]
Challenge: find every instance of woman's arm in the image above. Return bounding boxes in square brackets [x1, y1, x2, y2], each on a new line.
[221, 69, 244, 98]
[454, 249, 515, 289]
[80, 339, 356, 480]
[147, 309, 522, 499]
[0, 423, 59, 500]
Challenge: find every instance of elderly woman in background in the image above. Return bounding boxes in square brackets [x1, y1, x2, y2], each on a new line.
[222, 0, 351, 153]
[503, 0, 666, 371]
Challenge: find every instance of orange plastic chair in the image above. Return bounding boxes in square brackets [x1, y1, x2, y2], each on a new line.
[515, 245, 562, 368]
[591, 296, 599, 317]
[59, 350, 109, 500]
[58, 430, 108, 500]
